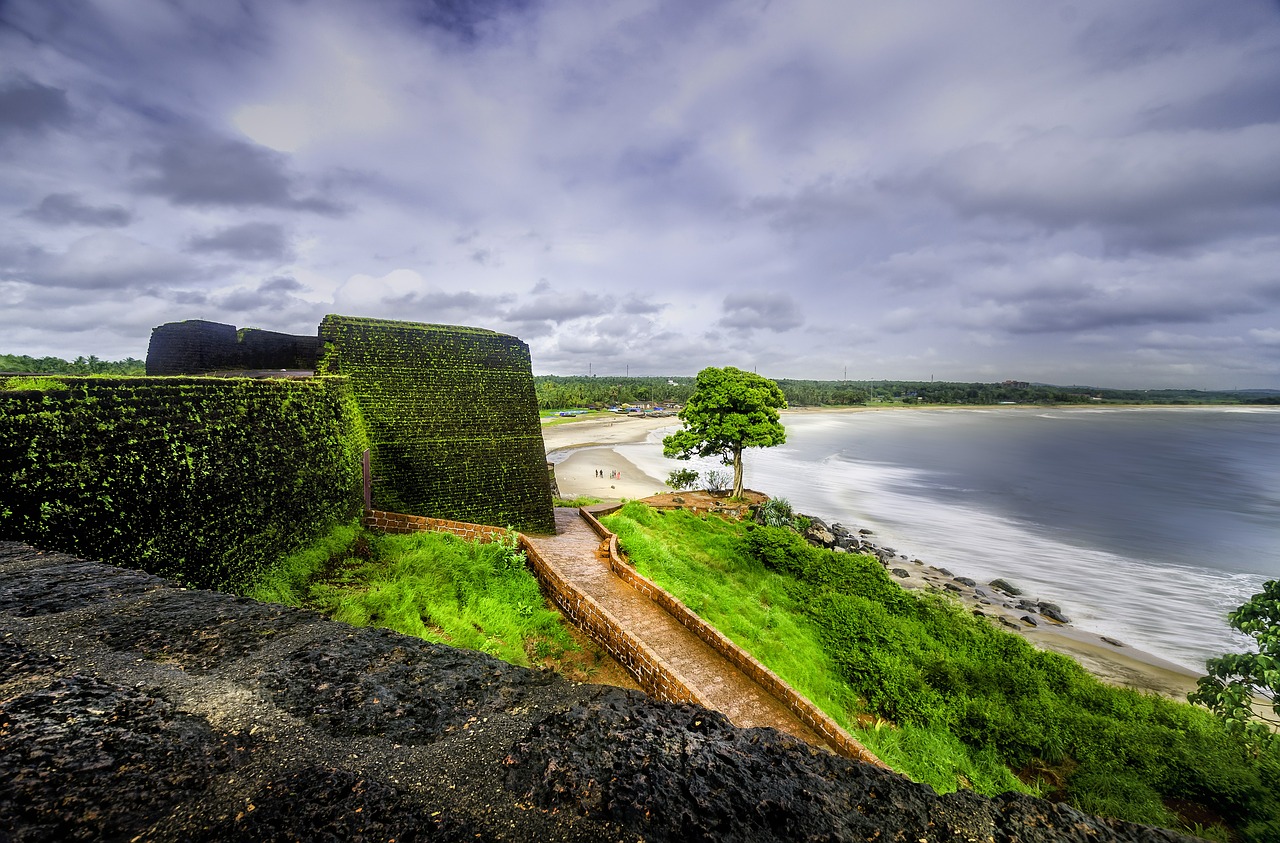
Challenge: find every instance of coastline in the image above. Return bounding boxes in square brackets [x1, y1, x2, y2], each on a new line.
[541, 411, 1204, 701]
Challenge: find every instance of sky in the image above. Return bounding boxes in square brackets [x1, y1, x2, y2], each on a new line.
[3, 0, 1280, 389]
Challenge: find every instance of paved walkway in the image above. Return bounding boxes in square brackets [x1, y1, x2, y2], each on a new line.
[524, 507, 827, 748]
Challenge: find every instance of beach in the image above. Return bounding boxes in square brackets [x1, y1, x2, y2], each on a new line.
[541, 410, 1204, 701]
[543, 414, 675, 500]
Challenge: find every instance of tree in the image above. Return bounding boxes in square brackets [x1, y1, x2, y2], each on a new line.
[1189, 580, 1280, 749]
[662, 366, 787, 499]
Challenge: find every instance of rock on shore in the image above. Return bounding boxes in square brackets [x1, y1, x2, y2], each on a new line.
[0, 541, 1196, 842]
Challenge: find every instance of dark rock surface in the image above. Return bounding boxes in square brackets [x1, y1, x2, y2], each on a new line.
[1, 542, 1196, 842]
[990, 578, 1024, 596]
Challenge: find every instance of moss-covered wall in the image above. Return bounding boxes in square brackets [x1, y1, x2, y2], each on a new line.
[319, 315, 555, 534]
[0, 376, 366, 590]
[146, 320, 319, 375]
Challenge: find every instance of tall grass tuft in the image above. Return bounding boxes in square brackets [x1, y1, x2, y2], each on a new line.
[248, 526, 576, 668]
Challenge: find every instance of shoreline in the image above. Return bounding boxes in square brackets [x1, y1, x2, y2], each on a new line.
[541, 411, 1204, 701]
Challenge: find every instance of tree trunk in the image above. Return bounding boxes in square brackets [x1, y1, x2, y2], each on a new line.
[731, 445, 744, 499]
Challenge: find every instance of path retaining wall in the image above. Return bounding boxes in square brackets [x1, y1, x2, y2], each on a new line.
[582, 504, 885, 766]
[519, 537, 706, 707]
[370, 504, 880, 763]
[363, 509, 707, 707]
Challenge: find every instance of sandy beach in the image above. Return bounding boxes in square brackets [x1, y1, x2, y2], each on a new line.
[540, 411, 1204, 700]
[543, 414, 675, 500]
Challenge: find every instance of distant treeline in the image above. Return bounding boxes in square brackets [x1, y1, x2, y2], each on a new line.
[1, 353, 145, 376]
[4, 357, 1273, 406]
[534, 375, 1278, 409]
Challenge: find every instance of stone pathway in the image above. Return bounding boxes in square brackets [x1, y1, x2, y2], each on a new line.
[523, 507, 828, 749]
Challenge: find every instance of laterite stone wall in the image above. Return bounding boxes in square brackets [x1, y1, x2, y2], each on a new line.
[146, 320, 319, 375]
[320, 315, 555, 535]
[0, 376, 365, 591]
[363, 509, 510, 544]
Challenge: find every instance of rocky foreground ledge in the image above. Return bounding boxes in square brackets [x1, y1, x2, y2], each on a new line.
[0, 542, 1196, 843]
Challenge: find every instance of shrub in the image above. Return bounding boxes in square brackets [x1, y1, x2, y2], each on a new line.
[755, 496, 795, 527]
[702, 469, 731, 492]
[741, 524, 816, 578]
[666, 468, 700, 490]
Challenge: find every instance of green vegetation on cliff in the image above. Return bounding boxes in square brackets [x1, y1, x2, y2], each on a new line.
[601, 502, 1280, 841]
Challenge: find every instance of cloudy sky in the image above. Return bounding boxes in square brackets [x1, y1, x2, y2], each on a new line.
[3, 0, 1280, 388]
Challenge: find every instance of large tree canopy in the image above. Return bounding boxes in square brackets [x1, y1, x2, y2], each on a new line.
[662, 366, 787, 499]
[1189, 579, 1280, 750]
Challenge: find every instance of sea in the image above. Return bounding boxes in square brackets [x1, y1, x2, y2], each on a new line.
[615, 407, 1280, 673]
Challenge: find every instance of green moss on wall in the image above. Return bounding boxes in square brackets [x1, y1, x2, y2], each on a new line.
[0, 375, 366, 591]
[319, 315, 555, 534]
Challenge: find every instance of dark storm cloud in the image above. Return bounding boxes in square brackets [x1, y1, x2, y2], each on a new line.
[1002, 297, 1221, 335]
[164, 288, 210, 306]
[961, 267, 1280, 336]
[1074, 3, 1276, 74]
[260, 275, 305, 293]
[22, 193, 133, 227]
[215, 284, 293, 312]
[0, 76, 70, 136]
[1140, 50, 1280, 132]
[209, 278, 327, 325]
[718, 292, 803, 333]
[746, 181, 878, 235]
[426, 289, 510, 310]
[504, 288, 614, 323]
[18, 233, 197, 291]
[186, 222, 293, 261]
[393, 0, 535, 42]
[0, 241, 48, 275]
[619, 295, 666, 316]
[131, 135, 344, 213]
[910, 128, 1280, 250]
[0, 0, 266, 86]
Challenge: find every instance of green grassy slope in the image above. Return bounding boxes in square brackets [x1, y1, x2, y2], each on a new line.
[601, 502, 1280, 842]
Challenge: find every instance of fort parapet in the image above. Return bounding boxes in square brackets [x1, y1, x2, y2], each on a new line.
[145, 320, 319, 375]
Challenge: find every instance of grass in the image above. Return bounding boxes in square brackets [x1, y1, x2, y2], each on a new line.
[554, 495, 603, 508]
[603, 504, 861, 732]
[601, 501, 1280, 842]
[246, 522, 577, 668]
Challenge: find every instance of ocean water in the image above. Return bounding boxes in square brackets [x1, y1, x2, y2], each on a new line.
[616, 407, 1280, 673]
